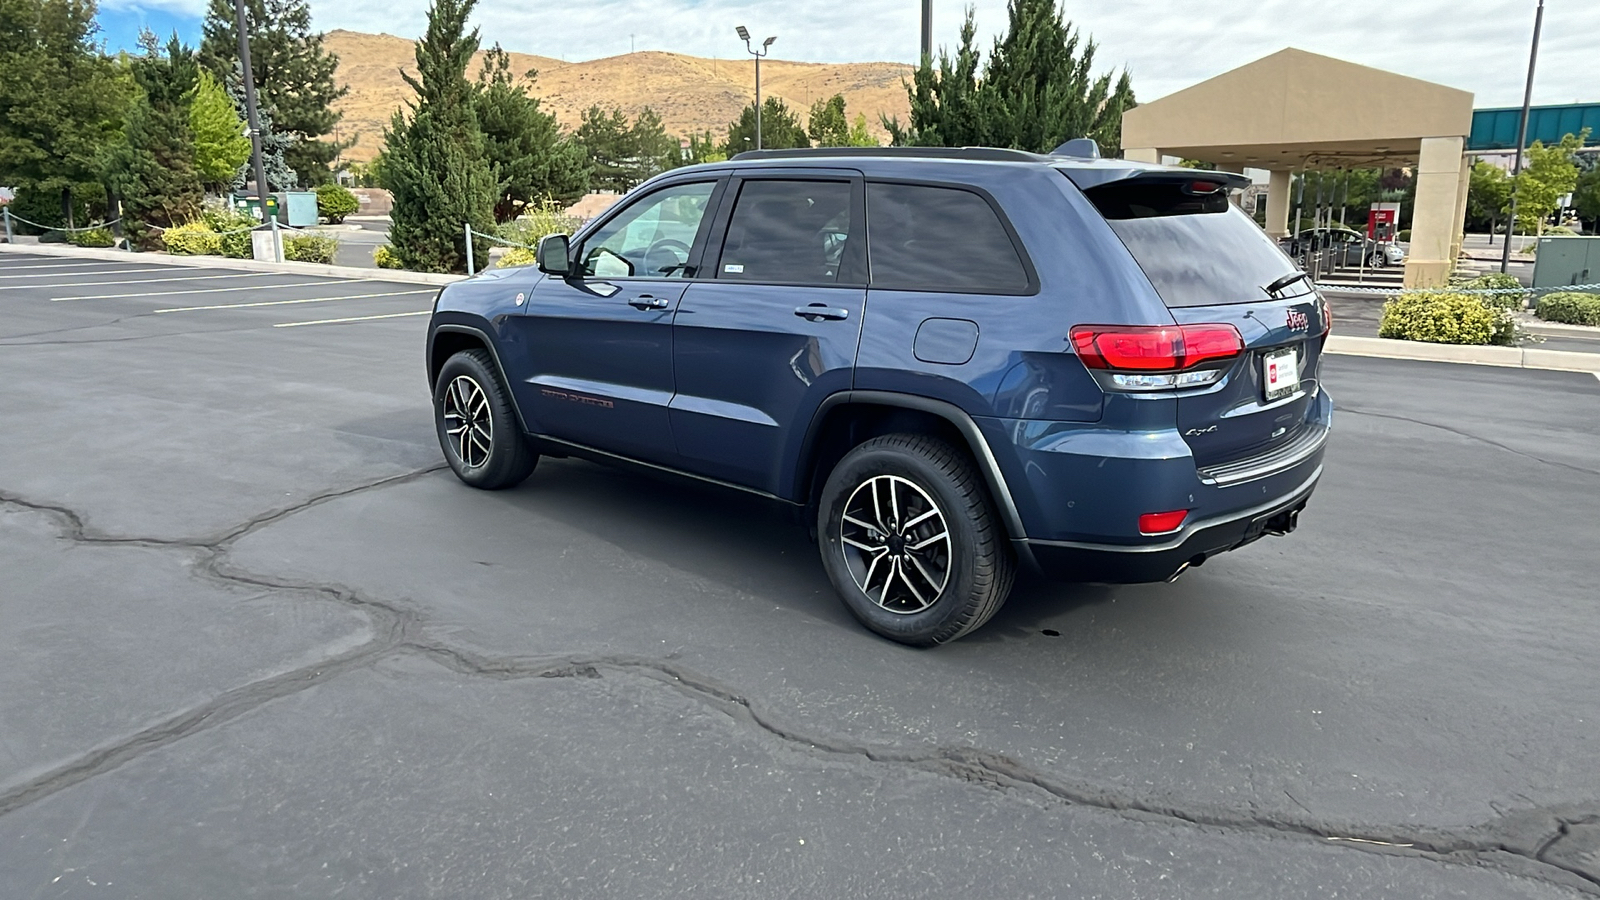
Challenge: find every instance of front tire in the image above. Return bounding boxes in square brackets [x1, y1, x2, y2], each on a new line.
[817, 434, 1015, 646]
[434, 349, 537, 490]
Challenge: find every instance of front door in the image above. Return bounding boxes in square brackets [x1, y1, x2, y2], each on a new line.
[515, 178, 723, 462]
[670, 173, 866, 495]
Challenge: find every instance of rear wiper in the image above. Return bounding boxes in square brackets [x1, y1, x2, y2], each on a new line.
[1263, 272, 1311, 296]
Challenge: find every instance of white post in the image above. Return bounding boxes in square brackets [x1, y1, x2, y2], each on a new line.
[3, 206, 12, 244]
[465, 223, 476, 276]
[269, 216, 283, 263]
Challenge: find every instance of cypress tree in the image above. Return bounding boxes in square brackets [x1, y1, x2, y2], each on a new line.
[382, 0, 496, 273]
[199, 0, 347, 185]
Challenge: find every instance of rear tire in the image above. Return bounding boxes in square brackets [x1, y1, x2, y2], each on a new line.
[817, 433, 1014, 646]
[434, 349, 537, 490]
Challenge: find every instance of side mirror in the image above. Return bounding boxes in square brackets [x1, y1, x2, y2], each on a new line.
[536, 234, 571, 276]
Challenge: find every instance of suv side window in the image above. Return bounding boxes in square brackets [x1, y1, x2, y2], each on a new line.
[715, 179, 853, 285]
[580, 181, 717, 278]
[866, 182, 1030, 294]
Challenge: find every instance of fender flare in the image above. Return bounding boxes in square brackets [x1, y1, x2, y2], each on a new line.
[429, 322, 532, 434]
[800, 390, 1029, 541]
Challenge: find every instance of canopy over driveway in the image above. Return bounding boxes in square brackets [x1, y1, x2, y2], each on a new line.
[1121, 48, 1474, 287]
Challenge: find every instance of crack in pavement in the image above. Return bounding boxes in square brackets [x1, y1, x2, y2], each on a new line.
[2, 476, 1598, 895]
[1338, 405, 1600, 480]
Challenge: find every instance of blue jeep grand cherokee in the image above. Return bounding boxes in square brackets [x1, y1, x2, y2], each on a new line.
[426, 145, 1331, 646]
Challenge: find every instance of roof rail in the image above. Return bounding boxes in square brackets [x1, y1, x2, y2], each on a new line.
[731, 146, 1048, 163]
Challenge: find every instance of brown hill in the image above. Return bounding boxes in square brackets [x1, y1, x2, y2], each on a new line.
[325, 30, 913, 164]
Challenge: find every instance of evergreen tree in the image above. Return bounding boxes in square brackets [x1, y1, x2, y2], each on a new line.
[381, 0, 496, 273]
[224, 76, 298, 192]
[846, 113, 878, 147]
[0, 0, 129, 225]
[475, 45, 589, 220]
[808, 94, 850, 147]
[189, 69, 251, 190]
[685, 129, 727, 164]
[198, 0, 347, 185]
[723, 97, 809, 156]
[887, 2, 1135, 156]
[575, 105, 677, 192]
[102, 33, 204, 233]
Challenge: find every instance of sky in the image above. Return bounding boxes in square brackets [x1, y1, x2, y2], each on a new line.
[92, 0, 1598, 109]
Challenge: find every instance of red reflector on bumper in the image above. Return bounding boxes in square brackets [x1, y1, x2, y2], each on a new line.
[1139, 510, 1189, 534]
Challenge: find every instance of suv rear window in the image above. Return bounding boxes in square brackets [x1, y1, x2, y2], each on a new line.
[1084, 179, 1306, 308]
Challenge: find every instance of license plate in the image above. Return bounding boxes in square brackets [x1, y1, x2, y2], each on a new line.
[1262, 347, 1300, 401]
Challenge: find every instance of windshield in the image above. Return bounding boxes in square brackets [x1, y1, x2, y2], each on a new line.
[1084, 179, 1307, 308]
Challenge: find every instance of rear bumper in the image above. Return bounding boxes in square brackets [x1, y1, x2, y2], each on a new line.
[1019, 465, 1322, 583]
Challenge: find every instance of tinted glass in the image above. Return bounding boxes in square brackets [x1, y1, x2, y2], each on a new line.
[581, 181, 716, 278]
[1087, 179, 1304, 308]
[866, 183, 1030, 294]
[717, 180, 852, 284]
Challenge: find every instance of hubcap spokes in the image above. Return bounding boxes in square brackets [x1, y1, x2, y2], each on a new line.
[442, 375, 492, 468]
[840, 475, 951, 614]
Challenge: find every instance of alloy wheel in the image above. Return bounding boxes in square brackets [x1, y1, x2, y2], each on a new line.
[442, 375, 493, 469]
[839, 475, 952, 614]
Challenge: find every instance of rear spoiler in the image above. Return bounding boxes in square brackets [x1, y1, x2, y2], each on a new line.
[1056, 160, 1252, 193]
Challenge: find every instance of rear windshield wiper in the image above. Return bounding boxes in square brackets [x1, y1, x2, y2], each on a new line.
[1263, 272, 1311, 296]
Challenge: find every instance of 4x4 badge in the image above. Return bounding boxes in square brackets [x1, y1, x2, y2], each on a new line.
[1185, 426, 1218, 436]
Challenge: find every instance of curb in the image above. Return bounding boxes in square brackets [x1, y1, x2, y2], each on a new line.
[1325, 335, 1599, 373]
[0, 242, 465, 287]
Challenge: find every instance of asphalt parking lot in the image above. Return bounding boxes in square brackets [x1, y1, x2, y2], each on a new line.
[3, 251, 1600, 898]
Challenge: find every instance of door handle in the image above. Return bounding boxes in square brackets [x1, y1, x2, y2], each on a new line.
[794, 304, 850, 322]
[628, 295, 670, 310]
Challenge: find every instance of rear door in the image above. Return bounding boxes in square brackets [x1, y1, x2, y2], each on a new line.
[669, 170, 867, 494]
[1087, 178, 1329, 467]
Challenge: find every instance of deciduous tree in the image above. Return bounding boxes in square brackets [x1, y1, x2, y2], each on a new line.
[0, 0, 128, 226]
[1513, 130, 1587, 234]
[188, 69, 250, 190]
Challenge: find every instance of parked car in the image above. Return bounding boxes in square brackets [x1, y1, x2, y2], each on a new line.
[426, 146, 1332, 645]
[1280, 226, 1403, 267]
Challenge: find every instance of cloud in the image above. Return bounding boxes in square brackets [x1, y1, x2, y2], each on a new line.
[99, 0, 208, 17]
[297, 0, 1593, 108]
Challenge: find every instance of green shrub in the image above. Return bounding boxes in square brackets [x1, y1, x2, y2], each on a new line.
[282, 232, 338, 264]
[1379, 291, 1501, 345]
[315, 183, 359, 223]
[1546, 225, 1577, 236]
[1396, 229, 1411, 242]
[1536, 292, 1600, 326]
[37, 229, 68, 243]
[162, 222, 222, 256]
[1458, 272, 1529, 309]
[199, 203, 260, 258]
[5, 187, 96, 235]
[497, 202, 578, 248]
[495, 246, 537, 268]
[374, 244, 404, 269]
[67, 227, 115, 248]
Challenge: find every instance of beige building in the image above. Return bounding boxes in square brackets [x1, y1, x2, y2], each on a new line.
[1121, 48, 1474, 288]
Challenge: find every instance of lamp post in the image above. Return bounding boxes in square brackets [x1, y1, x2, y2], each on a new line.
[233, 0, 280, 261]
[1500, 0, 1544, 275]
[736, 26, 776, 150]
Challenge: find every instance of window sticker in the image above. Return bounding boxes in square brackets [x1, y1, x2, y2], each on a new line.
[724, 263, 744, 273]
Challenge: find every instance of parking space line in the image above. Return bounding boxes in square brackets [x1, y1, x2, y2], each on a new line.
[156, 289, 435, 313]
[0, 261, 156, 270]
[3, 272, 276, 291]
[52, 279, 363, 301]
[274, 310, 432, 328]
[0, 267, 172, 280]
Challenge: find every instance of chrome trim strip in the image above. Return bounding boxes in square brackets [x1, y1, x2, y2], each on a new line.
[1197, 423, 1329, 486]
[1027, 466, 1322, 555]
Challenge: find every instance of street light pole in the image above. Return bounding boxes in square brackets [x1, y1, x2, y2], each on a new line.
[736, 27, 776, 151]
[1500, 0, 1544, 275]
[232, 0, 279, 260]
[921, 0, 932, 62]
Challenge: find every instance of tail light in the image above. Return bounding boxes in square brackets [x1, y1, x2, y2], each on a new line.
[1319, 296, 1332, 336]
[1070, 324, 1244, 391]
